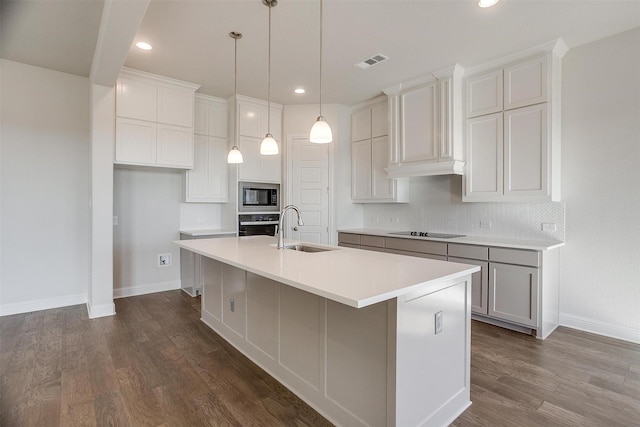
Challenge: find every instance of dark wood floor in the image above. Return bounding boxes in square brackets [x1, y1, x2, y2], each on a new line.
[1, 290, 638, 426]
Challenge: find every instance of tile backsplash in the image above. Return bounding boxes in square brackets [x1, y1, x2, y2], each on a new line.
[363, 175, 565, 242]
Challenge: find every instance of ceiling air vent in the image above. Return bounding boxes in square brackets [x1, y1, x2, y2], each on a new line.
[355, 53, 389, 70]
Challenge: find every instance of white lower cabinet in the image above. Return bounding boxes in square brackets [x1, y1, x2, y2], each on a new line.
[488, 262, 539, 327]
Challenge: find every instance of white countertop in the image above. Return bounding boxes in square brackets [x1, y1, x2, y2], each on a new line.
[339, 228, 565, 251]
[175, 235, 479, 308]
[179, 229, 237, 237]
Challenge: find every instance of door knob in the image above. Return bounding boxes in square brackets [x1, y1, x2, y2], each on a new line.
[293, 226, 299, 231]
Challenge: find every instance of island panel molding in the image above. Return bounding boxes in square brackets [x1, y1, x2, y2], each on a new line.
[177, 236, 478, 426]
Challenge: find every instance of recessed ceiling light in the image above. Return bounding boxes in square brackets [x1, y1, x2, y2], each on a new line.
[478, 0, 499, 7]
[135, 41, 153, 51]
[294, 88, 306, 94]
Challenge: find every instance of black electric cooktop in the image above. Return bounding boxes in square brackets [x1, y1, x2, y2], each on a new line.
[388, 231, 466, 239]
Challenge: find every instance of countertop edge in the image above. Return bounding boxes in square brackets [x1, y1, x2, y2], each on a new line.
[338, 228, 565, 251]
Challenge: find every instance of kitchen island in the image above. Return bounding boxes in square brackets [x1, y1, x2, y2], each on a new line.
[175, 235, 479, 427]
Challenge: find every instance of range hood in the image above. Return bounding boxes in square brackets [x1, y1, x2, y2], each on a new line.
[385, 160, 465, 178]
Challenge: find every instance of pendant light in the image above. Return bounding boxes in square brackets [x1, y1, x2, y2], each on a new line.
[227, 31, 244, 164]
[260, 0, 279, 155]
[309, 0, 332, 144]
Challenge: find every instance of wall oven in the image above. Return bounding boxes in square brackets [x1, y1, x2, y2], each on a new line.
[238, 213, 280, 237]
[238, 182, 280, 213]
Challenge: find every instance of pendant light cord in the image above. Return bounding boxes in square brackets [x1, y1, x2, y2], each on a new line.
[267, 3, 272, 134]
[319, 0, 323, 117]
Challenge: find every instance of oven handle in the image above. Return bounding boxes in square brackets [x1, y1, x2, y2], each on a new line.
[239, 221, 280, 226]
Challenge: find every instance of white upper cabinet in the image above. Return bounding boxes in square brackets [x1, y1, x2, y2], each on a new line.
[115, 68, 199, 169]
[384, 64, 465, 178]
[230, 95, 282, 183]
[504, 55, 548, 111]
[184, 94, 229, 203]
[463, 39, 567, 202]
[351, 97, 408, 203]
[465, 69, 503, 118]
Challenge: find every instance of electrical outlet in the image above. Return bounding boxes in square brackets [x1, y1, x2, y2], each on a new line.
[435, 311, 443, 334]
[230, 298, 235, 312]
[542, 223, 557, 232]
[480, 220, 492, 229]
[158, 254, 171, 267]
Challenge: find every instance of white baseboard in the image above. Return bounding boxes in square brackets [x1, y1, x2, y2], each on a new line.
[560, 313, 640, 344]
[0, 293, 87, 317]
[113, 280, 181, 299]
[87, 300, 116, 319]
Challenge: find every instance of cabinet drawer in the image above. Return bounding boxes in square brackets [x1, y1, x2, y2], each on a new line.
[385, 238, 447, 256]
[386, 248, 447, 261]
[489, 247, 539, 267]
[360, 235, 385, 248]
[338, 233, 361, 245]
[361, 245, 386, 253]
[448, 244, 488, 260]
[338, 243, 360, 249]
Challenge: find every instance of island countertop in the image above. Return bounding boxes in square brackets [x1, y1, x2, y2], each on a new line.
[175, 235, 479, 308]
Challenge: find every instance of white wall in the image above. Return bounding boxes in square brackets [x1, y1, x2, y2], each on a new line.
[559, 27, 640, 342]
[0, 60, 90, 314]
[113, 167, 182, 297]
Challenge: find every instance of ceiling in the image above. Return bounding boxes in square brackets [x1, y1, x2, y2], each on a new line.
[2, 0, 640, 106]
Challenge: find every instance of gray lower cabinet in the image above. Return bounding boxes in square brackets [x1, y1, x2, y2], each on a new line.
[488, 262, 539, 327]
[338, 232, 559, 339]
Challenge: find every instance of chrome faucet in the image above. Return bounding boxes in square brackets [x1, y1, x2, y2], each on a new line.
[277, 205, 304, 249]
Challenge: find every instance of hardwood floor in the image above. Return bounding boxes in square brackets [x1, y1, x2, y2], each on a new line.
[1, 290, 638, 426]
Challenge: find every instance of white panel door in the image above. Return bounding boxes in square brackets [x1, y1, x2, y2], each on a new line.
[289, 137, 329, 244]
[504, 104, 548, 198]
[465, 112, 503, 199]
[156, 124, 193, 168]
[400, 82, 437, 163]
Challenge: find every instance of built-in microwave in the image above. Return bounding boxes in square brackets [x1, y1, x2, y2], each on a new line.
[238, 182, 280, 212]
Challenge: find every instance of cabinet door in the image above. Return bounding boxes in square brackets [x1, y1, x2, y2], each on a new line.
[449, 257, 488, 315]
[116, 78, 157, 122]
[504, 55, 548, 110]
[222, 264, 246, 337]
[157, 86, 194, 127]
[185, 135, 210, 200]
[504, 104, 548, 199]
[268, 106, 282, 143]
[465, 69, 502, 118]
[156, 124, 193, 168]
[238, 102, 266, 138]
[202, 258, 223, 321]
[207, 136, 229, 201]
[400, 82, 438, 163]
[238, 136, 261, 181]
[115, 117, 156, 165]
[465, 112, 503, 199]
[371, 102, 388, 138]
[351, 139, 372, 200]
[351, 108, 371, 142]
[439, 75, 454, 160]
[194, 98, 209, 135]
[209, 101, 229, 138]
[371, 136, 394, 200]
[488, 262, 539, 327]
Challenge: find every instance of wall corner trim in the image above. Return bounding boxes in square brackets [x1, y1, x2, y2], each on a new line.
[560, 313, 640, 344]
[87, 301, 116, 319]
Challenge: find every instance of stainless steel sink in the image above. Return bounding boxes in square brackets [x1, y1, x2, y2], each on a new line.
[283, 244, 336, 253]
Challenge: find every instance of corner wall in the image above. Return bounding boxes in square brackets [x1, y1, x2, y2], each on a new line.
[0, 60, 90, 315]
[559, 27, 640, 342]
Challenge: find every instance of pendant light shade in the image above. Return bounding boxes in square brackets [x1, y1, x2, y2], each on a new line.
[227, 31, 244, 164]
[261, 0, 279, 156]
[310, 116, 332, 143]
[227, 145, 243, 163]
[310, 0, 332, 144]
